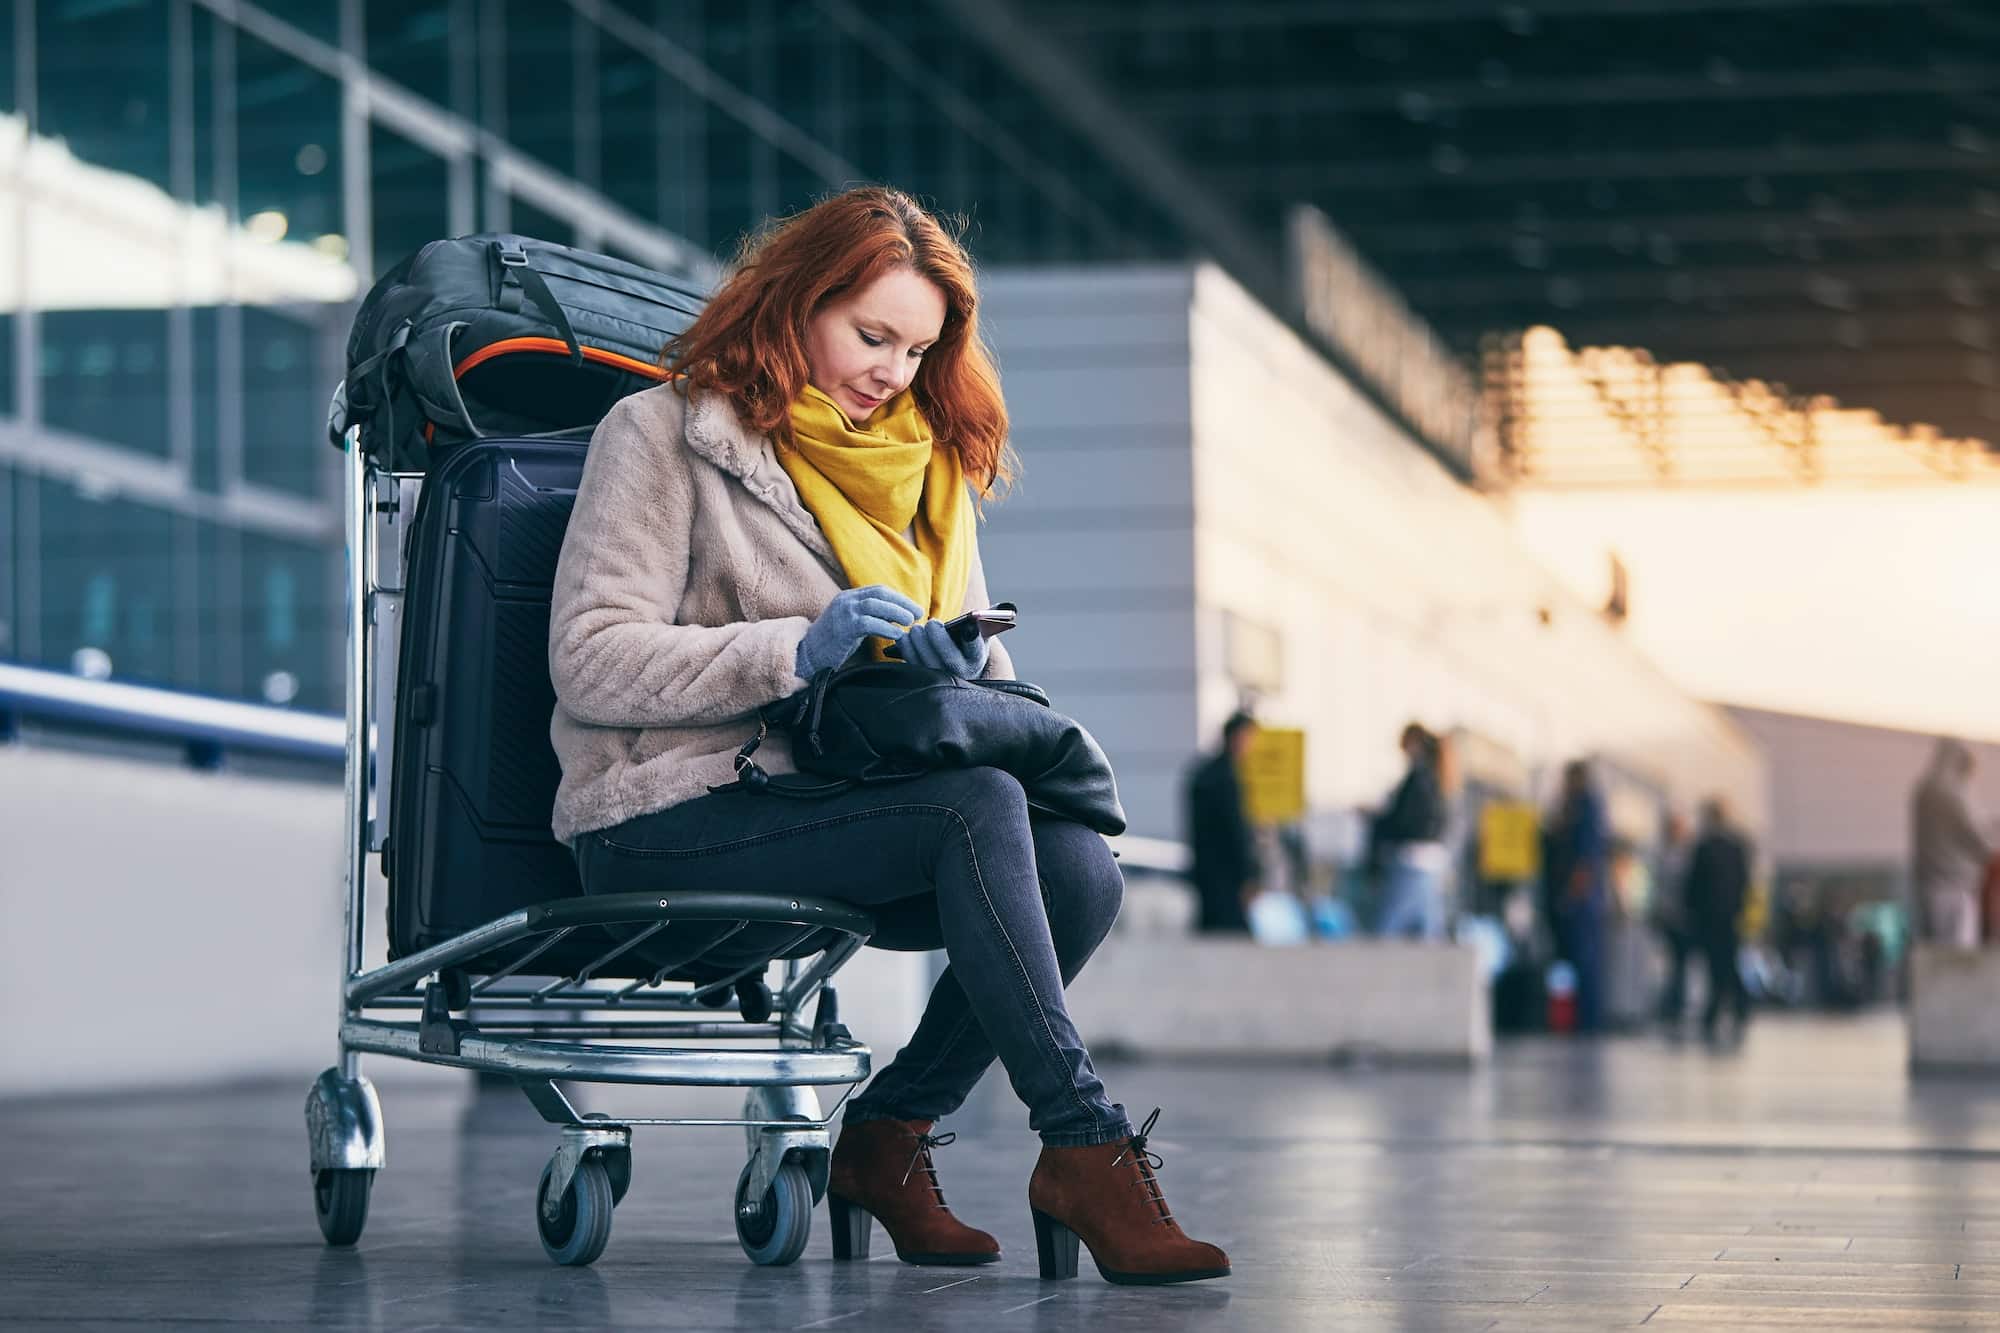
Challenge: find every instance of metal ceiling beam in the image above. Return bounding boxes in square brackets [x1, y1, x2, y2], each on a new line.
[928, 0, 1280, 296]
[1035, 0, 1907, 31]
[1347, 208, 2000, 254]
[1681, 351, 1997, 380]
[1132, 66, 2000, 117]
[1505, 309, 2000, 350]
[811, 0, 1130, 252]
[1403, 260, 1998, 305]
[1209, 143, 2000, 191]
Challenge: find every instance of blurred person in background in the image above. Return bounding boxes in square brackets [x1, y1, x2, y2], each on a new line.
[1687, 798, 1753, 1047]
[1654, 809, 1695, 1031]
[1373, 723, 1451, 938]
[1911, 738, 1991, 949]
[1185, 710, 1260, 935]
[1545, 761, 1610, 1033]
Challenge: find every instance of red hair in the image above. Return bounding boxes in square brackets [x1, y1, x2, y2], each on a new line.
[663, 187, 1016, 497]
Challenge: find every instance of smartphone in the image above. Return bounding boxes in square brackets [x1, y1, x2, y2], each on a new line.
[884, 601, 1017, 659]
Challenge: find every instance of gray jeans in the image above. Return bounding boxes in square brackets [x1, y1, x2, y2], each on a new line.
[574, 767, 1132, 1147]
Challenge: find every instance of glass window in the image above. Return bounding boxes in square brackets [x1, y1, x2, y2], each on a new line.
[241, 530, 337, 713]
[655, 70, 707, 248]
[370, 122, 451, 278]
[0, 6, 15, 114]
[509, 195, 575, 247]
[367, 0, 451, 96]
[503, 0, 576, 177]
[598, 33, 657, 223]
[252, 2, 341, 47]
[240, 306, 328, 498]
[0, 313, 14, 416]
[703, 115, 756, 252]
[193, 518, 242, 697]
[35, 0, 172, 192]
[190, 306, 221, 491]
[39, 309, 171, 457]
[235, 31, 345, 255]
[31, 478, 180, 689]
[191, 6, 219, 206]
[0, 466, 14, 660]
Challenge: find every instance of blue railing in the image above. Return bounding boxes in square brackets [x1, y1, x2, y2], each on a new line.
[0, 658, 1194, 876]
[0, 660, 343, 768]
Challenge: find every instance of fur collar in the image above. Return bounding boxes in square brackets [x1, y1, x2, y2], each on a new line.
[680, 387, 837, 566]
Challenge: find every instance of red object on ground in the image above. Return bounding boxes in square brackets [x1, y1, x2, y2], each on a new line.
[1547, 989, 1576, 1033]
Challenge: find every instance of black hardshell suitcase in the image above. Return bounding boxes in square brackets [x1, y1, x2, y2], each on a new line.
[385, 434, 842, 978]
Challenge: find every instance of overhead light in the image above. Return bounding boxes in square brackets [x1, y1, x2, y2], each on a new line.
[262, 670, 300, 706]
[71, 647, 113, 681]
[0, 114, 357, 312]
[245, 210, 289, 243]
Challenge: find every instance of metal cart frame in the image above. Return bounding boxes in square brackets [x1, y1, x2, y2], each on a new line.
[304, 430, 877, 1267]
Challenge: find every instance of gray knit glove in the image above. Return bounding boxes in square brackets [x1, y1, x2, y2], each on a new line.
[795, 584, 921, 679]
[895, 618, 991, 678]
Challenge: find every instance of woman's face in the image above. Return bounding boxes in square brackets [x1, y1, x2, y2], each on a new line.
[803, 266, 947, 425]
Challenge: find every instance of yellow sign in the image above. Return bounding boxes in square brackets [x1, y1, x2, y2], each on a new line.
[1478, 801, 1541, 882]
[1239, 727, 1306, 826]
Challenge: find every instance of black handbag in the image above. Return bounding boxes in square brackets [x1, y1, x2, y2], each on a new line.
[723, 662, 1127, 836]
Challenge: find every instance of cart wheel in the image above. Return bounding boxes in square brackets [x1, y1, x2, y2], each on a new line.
[735, 1159, 812, 1267]
[313, 1168, 373, 1246]
[537, 1156, 614, 1267]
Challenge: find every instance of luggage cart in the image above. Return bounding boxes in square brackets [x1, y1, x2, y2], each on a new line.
[304, 423, 877, 1268]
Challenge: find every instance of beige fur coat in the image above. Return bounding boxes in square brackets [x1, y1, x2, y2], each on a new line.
[546, 382, 1015, 847]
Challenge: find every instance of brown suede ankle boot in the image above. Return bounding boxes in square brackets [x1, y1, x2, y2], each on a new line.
[827, 1118, 1000, 1266]
[1027, 1108, 1230, 1285]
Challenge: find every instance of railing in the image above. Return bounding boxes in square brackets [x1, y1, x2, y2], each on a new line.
[0, 660, 342, 768]
[0, 657, 1199, 874]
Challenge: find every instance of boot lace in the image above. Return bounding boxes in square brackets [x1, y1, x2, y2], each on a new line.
[1109, 1107, 1176, 1227]
[900, 1129, 957, 1209]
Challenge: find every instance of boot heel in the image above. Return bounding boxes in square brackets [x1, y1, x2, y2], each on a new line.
[828, 1193, 872, 1261]
[1032, 1208, 1079, 1280]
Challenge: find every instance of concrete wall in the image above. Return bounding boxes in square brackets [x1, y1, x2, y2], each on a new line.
[981, 263, 1766, 841]
[1727, 706, 2000, 872]
[977, 268, 1201, 843]
[1910, 944, 2000, 1072]
[1066, 936, 1491, 1064]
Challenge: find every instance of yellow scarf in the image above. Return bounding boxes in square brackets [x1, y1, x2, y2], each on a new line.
[781, 385, 971, 654]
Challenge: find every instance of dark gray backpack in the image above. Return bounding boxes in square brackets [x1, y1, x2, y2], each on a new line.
[331, 234, 708, 471]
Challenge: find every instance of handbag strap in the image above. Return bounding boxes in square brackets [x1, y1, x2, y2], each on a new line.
[731, 719, 772, 789]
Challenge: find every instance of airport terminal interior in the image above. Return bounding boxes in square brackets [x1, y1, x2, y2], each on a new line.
[7, 2, 2000, 1329]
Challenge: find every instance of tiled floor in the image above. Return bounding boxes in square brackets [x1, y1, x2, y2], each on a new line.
[8, 1012, 2000, 1330]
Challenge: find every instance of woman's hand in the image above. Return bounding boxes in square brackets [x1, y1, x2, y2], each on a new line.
[796, 584, 922, 678]
[897, 618, 991, 678]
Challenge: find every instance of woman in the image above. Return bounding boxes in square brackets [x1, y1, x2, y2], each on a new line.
[1372, 723, 1451, 939]
[545, 187, 1227, 1286]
